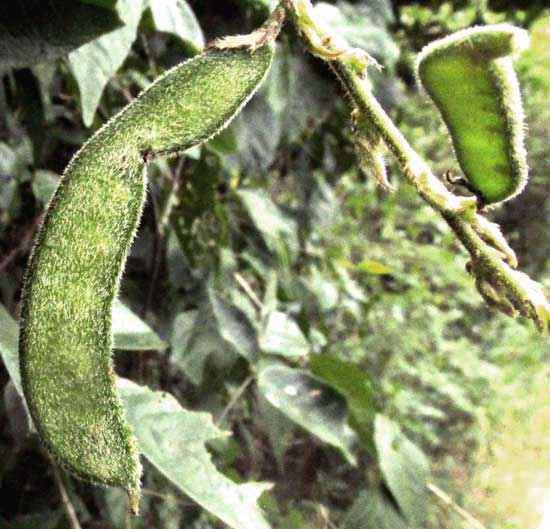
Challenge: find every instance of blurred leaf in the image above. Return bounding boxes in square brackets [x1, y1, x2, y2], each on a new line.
[260, 311, 310, 358]
[238, 188, 299, 261]
[120, 381, 273, 529]
[521, 12, 550, 91]
[341, 487, 408, 529]
[0, 304, 23, 395]
[374, 414, 429, 527]
[0, 510, 64, 529]
[31, 170, 59, 206]
[112, 300, 166, 351]
[356, 259, 394, 275]
[207, 289, 259, 363]
[311, 354, 377, 449]
[80, 0, 119, 11]
[257, 364, 358, 465]
[69, 0, 146, 126]
[0, 0, 123, 67]
[149, 0, 204, 50]
[313, 1, 399, 66]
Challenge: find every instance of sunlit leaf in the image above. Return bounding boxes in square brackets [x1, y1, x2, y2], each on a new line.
[69, 0, 146, 126]
[258, 364, 358, 465]
[374, 414, 429, 527]
[149, 0, 204, 50]
[120, 381, 272, 529]
[260, 311, 310, 358]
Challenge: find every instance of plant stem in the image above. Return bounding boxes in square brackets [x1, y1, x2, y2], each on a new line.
[280, 0, 550, 334]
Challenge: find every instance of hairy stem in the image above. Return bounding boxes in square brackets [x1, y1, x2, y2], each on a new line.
[281, 0, 550, 334]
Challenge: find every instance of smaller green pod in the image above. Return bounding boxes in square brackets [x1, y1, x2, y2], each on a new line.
[416, 25, 529, 205]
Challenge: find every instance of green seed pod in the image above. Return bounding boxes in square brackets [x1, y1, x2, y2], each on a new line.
[19, 42, 274, 512]
[416, 25, 529, 205]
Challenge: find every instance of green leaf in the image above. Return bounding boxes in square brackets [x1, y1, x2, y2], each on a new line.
[149, 0, 204, 51]
[32, 170, 59, 206]
[260, 311, 310, 358]
[356, 259, 394, 275]
[0, 304, 23, 396]
[207, 289, 259, 363]
[170, 310, 221, 386]
[257, 364, 358, 465]
[69, 0, 146, 126]
[341, 488, 408, 529]
[238, 188, 299, 261]
[79, 0, 119, 11]
[374, 415, 429, 527]
[120, 381, 272, 529]
[0, 0, 123, 67]
[112, 300, 166, 351]
[311, 354, 377, 449]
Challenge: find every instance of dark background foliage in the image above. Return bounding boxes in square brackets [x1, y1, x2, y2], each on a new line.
[0, 1, 549, 528]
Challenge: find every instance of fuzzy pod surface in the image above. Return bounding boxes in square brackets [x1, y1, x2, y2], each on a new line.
[416, 25, 529, 205]
[19, 42, 274, 511]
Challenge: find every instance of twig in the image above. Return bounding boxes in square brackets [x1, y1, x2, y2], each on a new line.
[51, 461, 82, 529]
[427, 482, 488, 529]
[215, 374, 255, 426]
[0, 216, 41, 273]
[234, 272, 264, 311]
[282, 0, 550, 334]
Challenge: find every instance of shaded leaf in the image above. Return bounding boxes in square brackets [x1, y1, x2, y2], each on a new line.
[311, 354, 377, 449]
[112, 300, 166, 351]
[0, 304, 22, 395]
[120, 381, 272, 529]
[374, 414, 429, 527]
[260, 311, 310, 358]
[238, 188, 299, 261]
[69, 0, 146, 126]
[149, 0, 204, 51]
[341, 487, 408, 529]
[257, 364, 358, 465]
[0, 0, 123, 67]
[207, 289, 259, 363]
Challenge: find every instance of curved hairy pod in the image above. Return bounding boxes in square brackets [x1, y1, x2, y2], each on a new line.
[416, 25, 529, 205]
[19, 42, 274, 512]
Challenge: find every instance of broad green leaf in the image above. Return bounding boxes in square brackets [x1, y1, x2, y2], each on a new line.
[69, 0, 146, 126]
[260, 311, 310, 358]
[0, 304, 22, 395]
[341, 488, 408, 529]
[311, 354, 377, 449]
[0, 0, 123, 67]
[238, 188, 299, 261]
[120, 381, 272, 529]
[257, 364, 358, 465]
[313, 1, 399, 66]
[149, 0, 204, 51]
[374, 414, 429, 527]
[112, 300, 166, 351]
